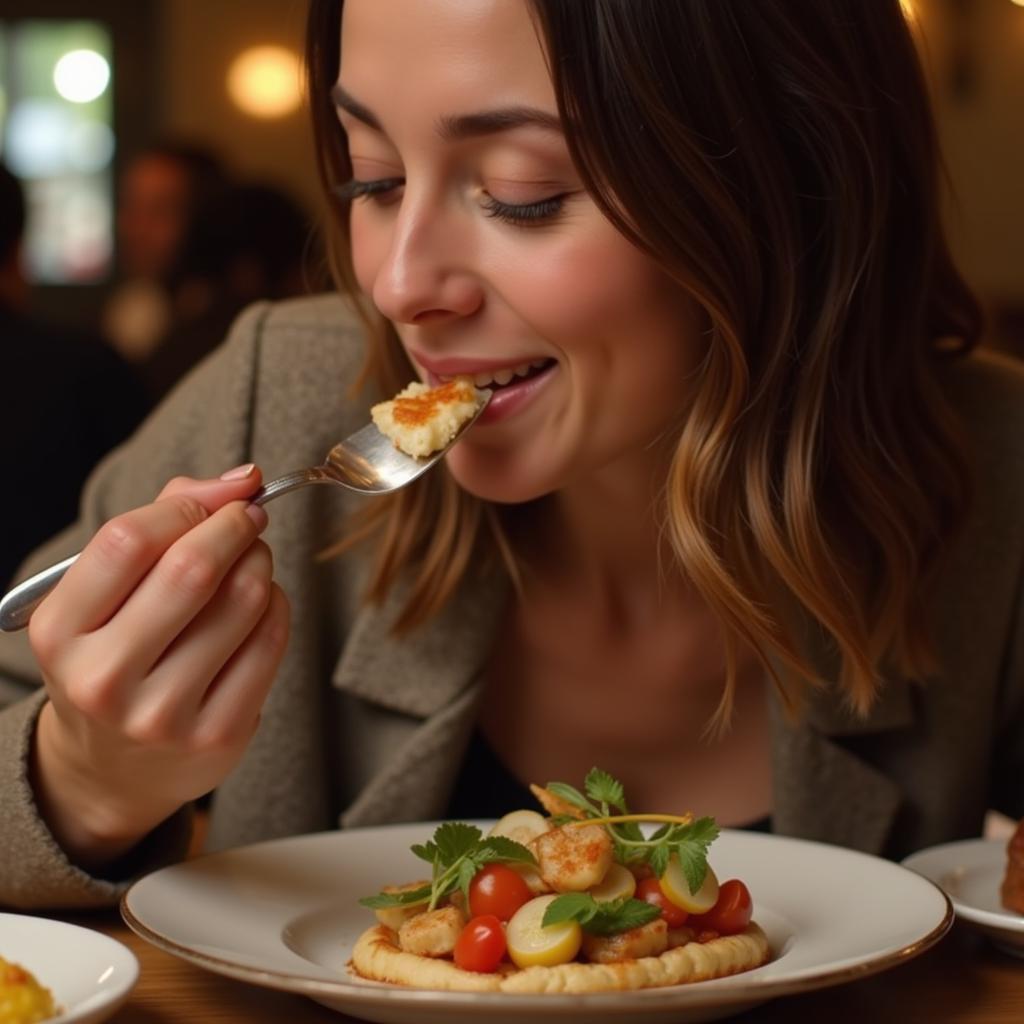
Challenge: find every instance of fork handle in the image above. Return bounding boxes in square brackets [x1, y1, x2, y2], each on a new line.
[251, 467, 333, 504]
[0, 554, 80, 632]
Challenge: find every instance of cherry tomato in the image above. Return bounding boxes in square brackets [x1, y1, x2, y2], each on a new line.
[468, 864, 532, 922]
[454, 915, 507, 973]
[688, 879, 753, 936]
[635, 876, 689, 928]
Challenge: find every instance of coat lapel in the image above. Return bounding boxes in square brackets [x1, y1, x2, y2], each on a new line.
[769, 698, 906, 854]
[769, 623, 918, 855]
[332, 569, 509, 827]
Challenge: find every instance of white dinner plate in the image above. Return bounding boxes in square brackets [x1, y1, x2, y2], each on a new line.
[902, 838, 1024, 957]
[0, 912, 139, 1024]
[122, 825, 952, 1024]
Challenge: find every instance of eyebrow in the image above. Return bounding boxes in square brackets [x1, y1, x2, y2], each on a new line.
[331, 84, 562, 140]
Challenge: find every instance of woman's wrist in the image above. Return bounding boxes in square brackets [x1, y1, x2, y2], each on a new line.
[29, 702, 171, 872]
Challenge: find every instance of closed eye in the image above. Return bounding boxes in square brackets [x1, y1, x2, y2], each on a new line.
[333, 178, 569, 227]
[481, 192, 567, 226]
[333, 177, 405, 202]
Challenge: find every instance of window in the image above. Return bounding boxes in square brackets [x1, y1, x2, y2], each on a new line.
[0, 19, 114, 284]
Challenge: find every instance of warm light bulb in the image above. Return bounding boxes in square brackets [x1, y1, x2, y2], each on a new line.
[53, 49, 110, 104]
[227, 46, 302, 119]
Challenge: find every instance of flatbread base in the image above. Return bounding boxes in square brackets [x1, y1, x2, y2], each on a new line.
[350, 921, 770, 994]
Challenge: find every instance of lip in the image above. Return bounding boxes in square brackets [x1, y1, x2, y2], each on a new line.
[475, 361, 557, 424]
[407, 350, 548, 377]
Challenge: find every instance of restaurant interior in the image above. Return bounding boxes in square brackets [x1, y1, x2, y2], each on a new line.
[0, 1, 1022, 1022]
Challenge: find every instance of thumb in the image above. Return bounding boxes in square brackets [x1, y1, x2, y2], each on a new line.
[155, 463, 264, 513]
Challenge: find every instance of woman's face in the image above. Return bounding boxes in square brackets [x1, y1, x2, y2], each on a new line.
[338, 0, 704, 503]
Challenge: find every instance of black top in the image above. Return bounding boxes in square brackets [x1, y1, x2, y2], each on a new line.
[446, 729, 773, 833]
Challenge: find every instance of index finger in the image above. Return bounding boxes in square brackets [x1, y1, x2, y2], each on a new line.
[33, 493, 261, 640]
[156, 464, 264, 509]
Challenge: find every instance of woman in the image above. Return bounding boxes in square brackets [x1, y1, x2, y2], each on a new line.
[1, 0, 1022, 910]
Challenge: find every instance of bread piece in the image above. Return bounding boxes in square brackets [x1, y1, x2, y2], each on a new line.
[351, 921, 770, 993]
[371, 378, 484, 457]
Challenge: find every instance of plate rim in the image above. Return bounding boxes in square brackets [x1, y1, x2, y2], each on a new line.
[0, 911, 139, 1024]
[901, 836, 1024, 934]
[121, 827, 954, 1011]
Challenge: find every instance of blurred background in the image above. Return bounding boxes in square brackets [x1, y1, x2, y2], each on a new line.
[902, 0, 1024, 355]
[0, 0, 325, 368]
[0, 0, 1021, 587]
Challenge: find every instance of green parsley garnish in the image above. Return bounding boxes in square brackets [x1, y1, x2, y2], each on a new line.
[541, 892, 661, 935]
[359, 822, 535, 912]
[548, 768, 719, 893]
[359, 768, 720, 938]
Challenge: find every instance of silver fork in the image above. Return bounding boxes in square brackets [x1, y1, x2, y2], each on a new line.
[0, 394, 490, 632]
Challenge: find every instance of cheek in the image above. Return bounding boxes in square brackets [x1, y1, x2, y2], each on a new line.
[524, 219, 673, 324]
[516, 238, 695, 377]
[545, 241, 702, 433]
[349, 208, 384, 295]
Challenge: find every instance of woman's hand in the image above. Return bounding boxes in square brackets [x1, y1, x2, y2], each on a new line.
[27, 465, 291, 870]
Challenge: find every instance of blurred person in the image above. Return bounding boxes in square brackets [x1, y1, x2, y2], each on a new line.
[0, 163, 150, 590]
[102, 142, 227, 361]
[137, 180, 318, 402]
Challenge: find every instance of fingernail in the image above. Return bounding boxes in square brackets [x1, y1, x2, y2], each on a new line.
[245, 502, 269, 531]
[220, 463, 255, 481]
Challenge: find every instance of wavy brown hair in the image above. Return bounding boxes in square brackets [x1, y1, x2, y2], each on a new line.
[305, 0, 981, 722]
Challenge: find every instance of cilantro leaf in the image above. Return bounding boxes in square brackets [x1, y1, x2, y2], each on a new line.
[457, 857, 480, 905]
[542, 893, 661, 936]
[432, 822, 483, 864]
[545, 781, 597, 815]
[478, 835, 536, 866]
[540, 892, 594, 926]
[671, 817, 720, 893]
[358, 882, 431, 909]
[647, 844, 670, 879]
[410, 842, 437, 865]
[584, 768, 628, 813]
[585, 898, 662, 936]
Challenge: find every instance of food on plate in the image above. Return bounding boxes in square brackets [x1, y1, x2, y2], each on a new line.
[1000, 818, 1024, 914]
[350, 768, 770, 993]
[371, 377, 487, 457]
[0, 957, 58, 1024]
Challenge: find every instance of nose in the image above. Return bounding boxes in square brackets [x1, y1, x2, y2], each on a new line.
[370, 194, 484, 326]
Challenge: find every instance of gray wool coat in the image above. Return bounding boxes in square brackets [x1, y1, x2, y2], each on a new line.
[1, 294, 1023, 910]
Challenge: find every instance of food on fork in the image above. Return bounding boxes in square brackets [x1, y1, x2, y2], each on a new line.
[0, 956, 58, 1024]
[350, 768, 770, 993]
[371, 377, 487, 458]
[1000, 818, 1024, 914]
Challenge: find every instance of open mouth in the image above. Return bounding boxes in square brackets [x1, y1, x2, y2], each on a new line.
[439, 358, 556, 391]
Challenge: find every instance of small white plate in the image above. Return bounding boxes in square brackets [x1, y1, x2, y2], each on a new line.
[0, 912, 139, 1024]
[123, 825, 952, 1024]
[903, 838, 1024, 957]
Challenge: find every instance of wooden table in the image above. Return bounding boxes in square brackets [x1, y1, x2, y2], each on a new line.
[42, 908, 1024, 1023]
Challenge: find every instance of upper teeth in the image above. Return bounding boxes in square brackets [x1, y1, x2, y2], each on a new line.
[440, 359, 549, 388]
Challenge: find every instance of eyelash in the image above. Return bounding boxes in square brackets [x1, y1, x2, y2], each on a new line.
[333, 177, 404, 202]
[333, 178, 566, 226]
[480, 193, 565, 226]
